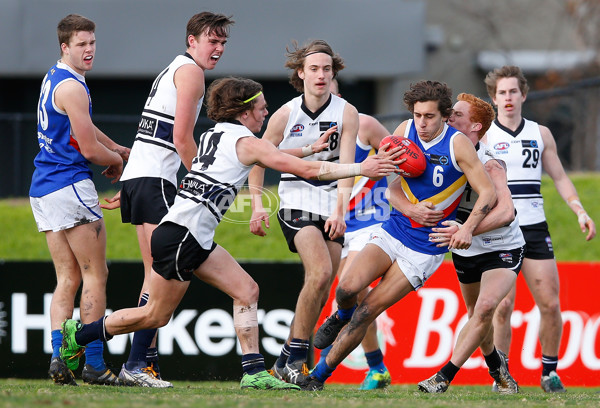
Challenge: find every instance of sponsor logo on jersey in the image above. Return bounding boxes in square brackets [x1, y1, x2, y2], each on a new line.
[499, 252, 513, 262]
[522, 140, 538, 148]
[289, 124, 304, 137]
[138, 115, 157, 137]
[319, 122, 337, 131]
[494, 142, 510, 151]
[428, 154, 449, 165]
[482, 235, 504, 246]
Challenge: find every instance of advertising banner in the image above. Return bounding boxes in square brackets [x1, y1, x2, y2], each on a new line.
[2, 261, 599, 386]
[317, 261, 600, 387]
[1, 261, 303, 381]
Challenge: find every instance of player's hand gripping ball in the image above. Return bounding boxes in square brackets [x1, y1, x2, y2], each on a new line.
[379, 135, 427, 178]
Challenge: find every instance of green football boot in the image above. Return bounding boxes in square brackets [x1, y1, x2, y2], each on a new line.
[240, 370, 300, 390]
[59, 319, 85, 371]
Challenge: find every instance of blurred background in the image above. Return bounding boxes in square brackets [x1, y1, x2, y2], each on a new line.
[1, 0, 599, 197]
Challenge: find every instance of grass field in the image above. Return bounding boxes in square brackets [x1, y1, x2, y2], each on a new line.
[1, 379, 599, 408]
[1, 174, 599, 261]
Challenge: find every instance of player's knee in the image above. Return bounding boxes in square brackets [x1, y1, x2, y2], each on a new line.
[236, 280, 259, 305]
[305, 269, 333, 294]
[148, 311, 171, 328]
[335, 284, 358, 306]
[473, 298, 497, 322]
[538, 298, 561, 316]
[496, 297, 515, 319]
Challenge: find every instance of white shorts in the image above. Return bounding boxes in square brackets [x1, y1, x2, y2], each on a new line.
[368, 227, 444, 290]
[30, 179, 102, 232]
[342, 223, 383, 259]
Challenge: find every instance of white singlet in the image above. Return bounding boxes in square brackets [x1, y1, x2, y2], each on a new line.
[121, 54, 203, 186]
[161, 122, 254, 249]
[277, 94, 346, 217]
[485, 119, 545, 226]
[452, 142, 525, 256]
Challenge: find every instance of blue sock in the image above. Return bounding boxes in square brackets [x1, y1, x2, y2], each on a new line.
[126, 328, 157, 370]
[275, 343, 291, 369]
[124, 292, 156, 371]
[146, 347, 159, 366]
[311, 360, 335, 383]
[337, 305, 357, 321]
[51, 329, 62, 358]
[76, 316, 109, 345]
[288, 338, 309, 363]
[317, 344, 332, 365]
[365, 349, 386, 372]
[84, 339, 106, 371]
[242, 353, 265, 375]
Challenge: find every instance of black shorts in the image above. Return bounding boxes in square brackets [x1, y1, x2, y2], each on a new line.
[452, 246, 525, 284]
[520, 221, 555, 260]
[151, 222, 217, 282]
[277, 208, 344, 253]
[121, 177, 176, 225]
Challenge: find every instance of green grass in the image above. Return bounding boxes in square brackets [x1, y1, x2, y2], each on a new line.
[1, 379, 599, 408]
[1, 174, 598, 261]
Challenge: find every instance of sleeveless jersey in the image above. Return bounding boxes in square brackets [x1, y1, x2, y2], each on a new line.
[382, 120, 467, 255]
[485, 119, 545, 226]
[161, 122, 254, 249]
[453, 142, 525, 256]
[277, 94, 346, 216]
[121, 54, 203, 186]
[345, 137, 389, 232]
[30, 62, 93, 197]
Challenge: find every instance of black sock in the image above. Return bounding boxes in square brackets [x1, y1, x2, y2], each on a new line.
[542, 355, 558, 376]
[242, 353, 265, 375]
[75, 316, 109, 345]
[440, 361, 460, 382]
[484, 347, 502, 372]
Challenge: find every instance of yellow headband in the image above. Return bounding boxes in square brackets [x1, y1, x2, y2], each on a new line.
[242, 91, 263, 104]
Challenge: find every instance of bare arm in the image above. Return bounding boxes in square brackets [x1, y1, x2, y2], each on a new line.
[56, 80, 123, 181]
[541, 125, 595, 241]
[173, 64, 204, 171]
[359, 113, 390, 149]
[430, 159, 514, 245]
[326, 103, 359, 239]
[448, 134, 497, 249]
[94, 126, 130, 161]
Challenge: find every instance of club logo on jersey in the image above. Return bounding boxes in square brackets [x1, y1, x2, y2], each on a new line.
[319, 122, 337, 131]
[499, 252, 513, 263]
[289, 124, 304, 137]
[138, 115, 157, 137]
[494, 142, 510, 151]
[522, 140, 538, 148]
[428, 154, 449, 165]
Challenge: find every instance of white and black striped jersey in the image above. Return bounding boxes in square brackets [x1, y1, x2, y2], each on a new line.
[121, 53, 203, 186]
[277, 94, 347, 216]
[485, 118, 545, 226]
[453, 142, 525, 256]
[160, 122, 254, 249]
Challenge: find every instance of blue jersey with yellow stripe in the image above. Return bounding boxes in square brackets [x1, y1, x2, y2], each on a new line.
[382, 120, 466, 255]
[345, 139, 389, 232]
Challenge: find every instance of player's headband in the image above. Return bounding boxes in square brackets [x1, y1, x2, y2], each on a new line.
[241, 91, 263, 105]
